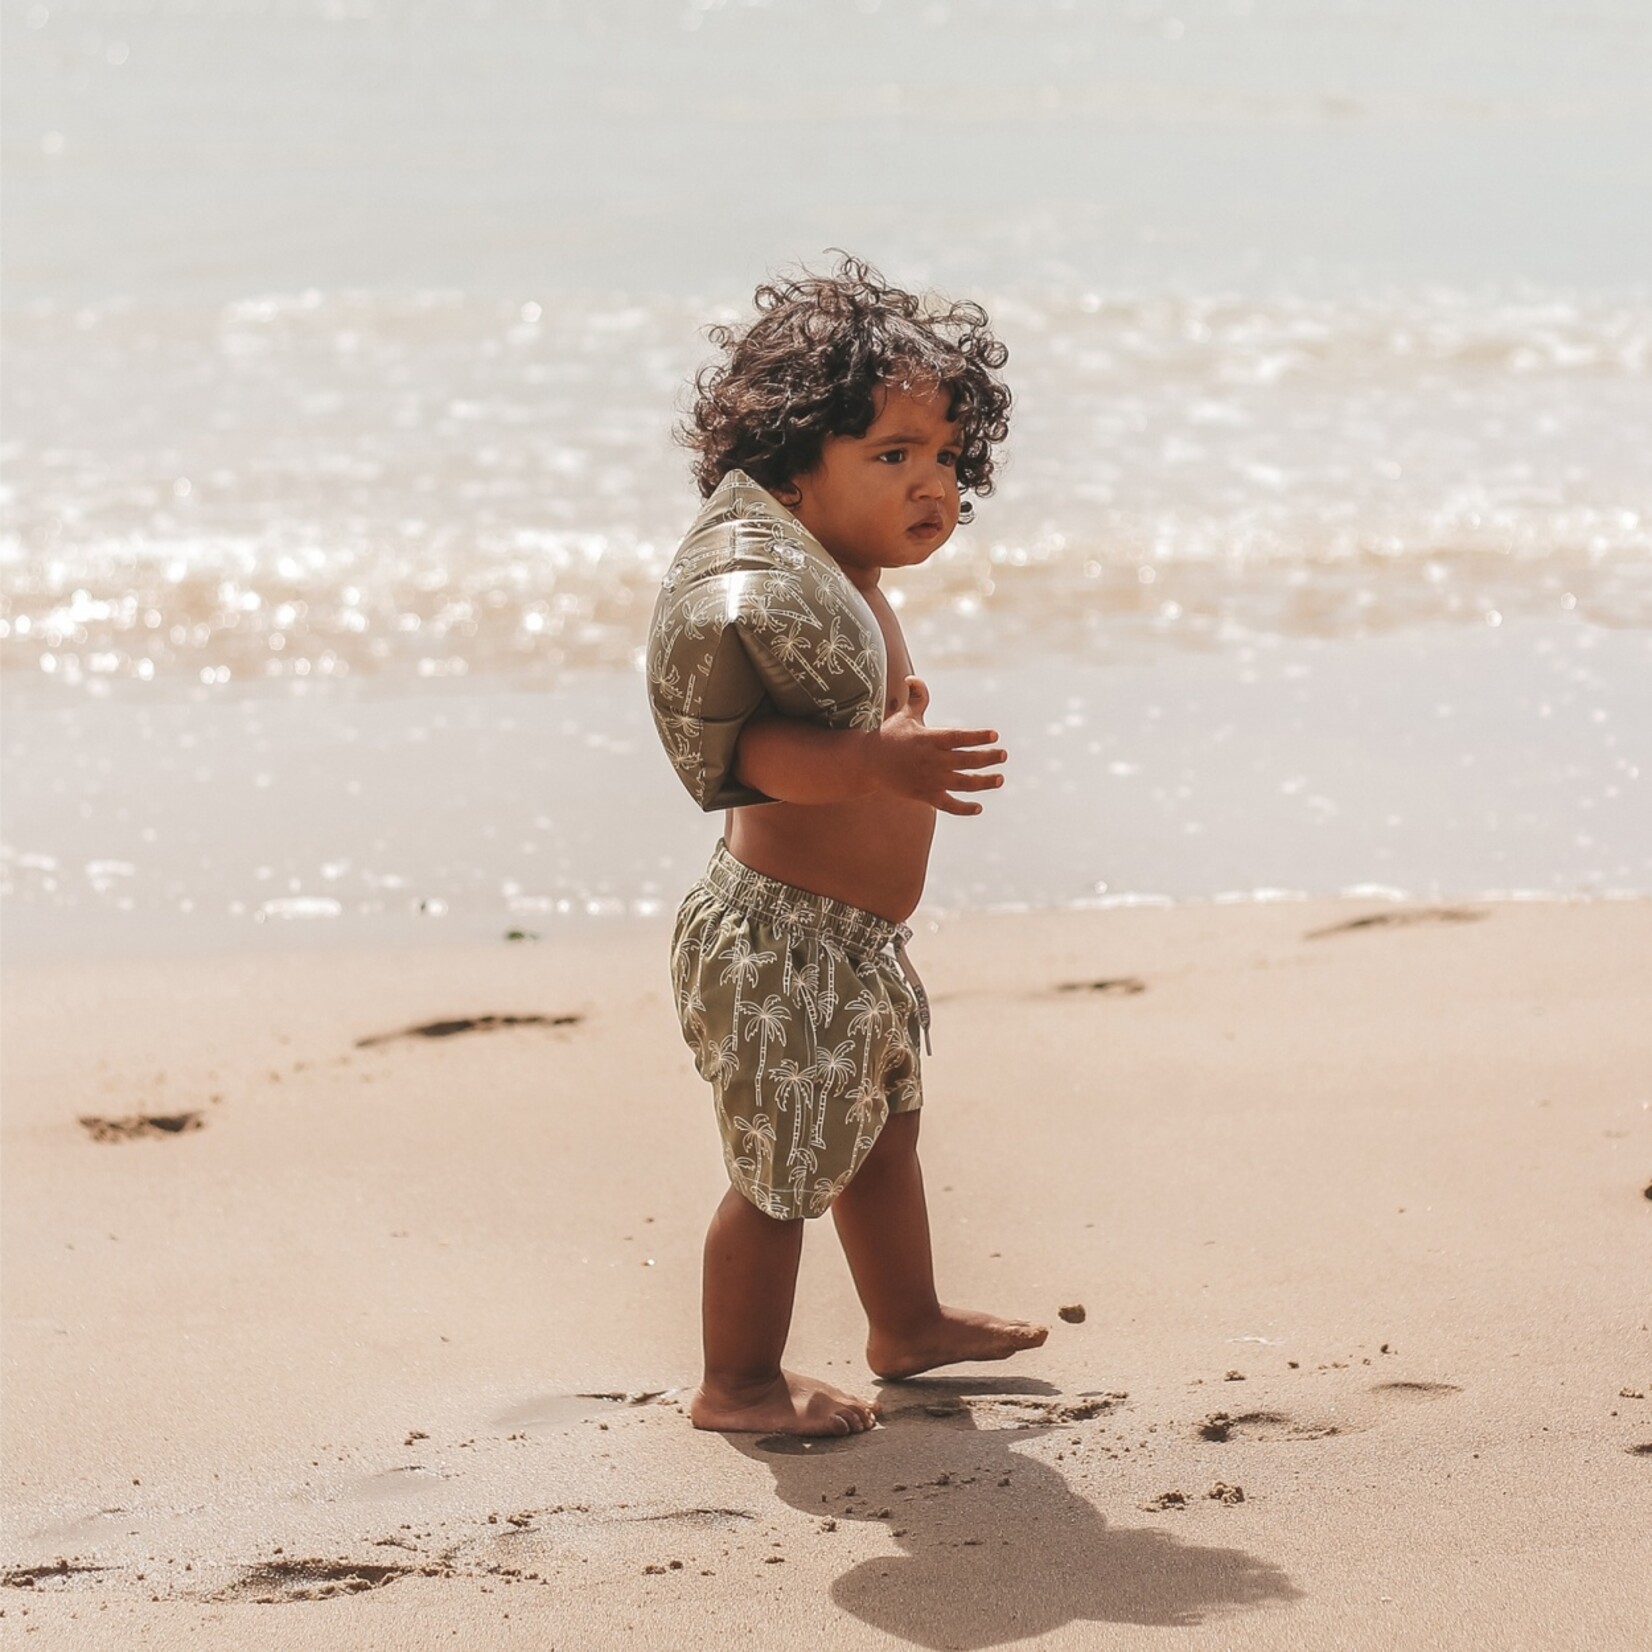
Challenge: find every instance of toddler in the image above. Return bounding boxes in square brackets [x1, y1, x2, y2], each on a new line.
[662, 257, 1047, 1437]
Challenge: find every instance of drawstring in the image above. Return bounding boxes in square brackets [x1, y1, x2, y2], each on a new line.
[892, 936, 933, 1057]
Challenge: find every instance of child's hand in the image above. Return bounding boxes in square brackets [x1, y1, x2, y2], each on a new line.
[869, 677, 1007, 816]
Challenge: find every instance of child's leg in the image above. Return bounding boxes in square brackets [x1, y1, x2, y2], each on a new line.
[691, 1183, 880, 1436]
[830, 1112, 1048, 1381]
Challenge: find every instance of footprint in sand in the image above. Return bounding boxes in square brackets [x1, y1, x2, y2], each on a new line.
[347, 1464, 453, 1501]
[909, 1392, 1127, 1429]
[485, 1390, 672, 1437]
[78, 1111, 203, 1143]
[602, 1506, 756, 1531]
[355, 1013, 582, 1049]
[1051, 977, 1147, 997]
[1196, 1410, 1343, 1444]
[1370, 1380, 1463, 1402]
[1306, 908, 1485, 940]
[447, 1502, 754, 1580]
[2, 1561, 115, 1592]
[758, 1383, 1124, 1452]
[211, 1558, 412, 1604]
[1197, 1382, 1461, 1444]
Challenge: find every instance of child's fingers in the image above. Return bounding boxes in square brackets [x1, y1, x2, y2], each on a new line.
[949, 746, 1008, 770]
[935, 794, 986, 817]
[947, 772, 1004, 792]
[934, 727, 999, 749]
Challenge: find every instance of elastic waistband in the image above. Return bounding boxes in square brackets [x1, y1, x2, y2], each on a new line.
[702, 841, 912, 957]
[701, 841, 932, 1055]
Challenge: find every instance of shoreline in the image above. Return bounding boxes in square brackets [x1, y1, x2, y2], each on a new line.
[5, 617, 1649, 966]
[4, 881, 1650, 973]
[4, 897, 1648, 1647]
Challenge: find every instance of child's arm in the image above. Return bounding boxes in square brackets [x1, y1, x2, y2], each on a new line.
[733, 676, 1006, 816]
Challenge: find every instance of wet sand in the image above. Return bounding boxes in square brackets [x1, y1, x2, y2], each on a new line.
[2, 899, 1649, 1649]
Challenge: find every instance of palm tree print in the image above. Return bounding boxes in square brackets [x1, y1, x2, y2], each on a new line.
[814, 965, 840, 1028]
[719, 937, 776, 1043]
[800, 948, 842, 1029]
[655, 706, 704, 759]
[743, 993, 792, 1080]
[768, 621, 818, 674]
[807, 1037, 859, 1151]
[680, 588, 731, 641]
[648, 656, 682, 702]
[846, 989, 881, 1040]
[732, 1113, 777, 1169]
[814, 616, 866, 682]
[845, 1074, 886, 1132]
[767, 1058, 811, 1117]
[846, 988, 882, 1087]
[792, 959, 822, 1027]
[787, 1144, 819, 1187]
[810, 1038, 856, 1097]
[718, 937, 775, 993]
[763, 617, 833, 696]
[700, 1032, 740, 1084]
[813, 1169, 854, 1208]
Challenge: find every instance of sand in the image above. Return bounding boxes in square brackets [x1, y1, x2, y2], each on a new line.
[3, 898, 1649, 1649]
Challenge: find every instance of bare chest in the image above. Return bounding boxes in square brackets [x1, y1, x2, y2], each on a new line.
[864, 587, 914, 717]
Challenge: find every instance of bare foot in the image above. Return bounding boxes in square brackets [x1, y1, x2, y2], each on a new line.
[690, 1369, 880, 1436]
[868, 1306, 1050, 1381]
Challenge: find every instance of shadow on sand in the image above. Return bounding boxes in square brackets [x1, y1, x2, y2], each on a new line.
[730, 1375, 1302, 1650]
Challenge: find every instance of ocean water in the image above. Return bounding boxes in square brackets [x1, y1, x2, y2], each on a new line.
[3, 0, 1650, 955]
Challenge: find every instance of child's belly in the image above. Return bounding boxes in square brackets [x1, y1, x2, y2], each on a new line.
[724, 793, 937, 925]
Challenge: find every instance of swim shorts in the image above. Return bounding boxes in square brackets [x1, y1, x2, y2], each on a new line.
[671, 842, 929, 1221]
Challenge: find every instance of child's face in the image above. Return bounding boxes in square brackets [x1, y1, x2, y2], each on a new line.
[784, 386, 962, 590]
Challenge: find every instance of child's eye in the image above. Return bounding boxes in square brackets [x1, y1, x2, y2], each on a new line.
[939, 450, 958, 468]
[876, 449, 906, 464]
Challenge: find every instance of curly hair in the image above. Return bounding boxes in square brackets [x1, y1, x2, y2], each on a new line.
[681, 254, 1012, 501]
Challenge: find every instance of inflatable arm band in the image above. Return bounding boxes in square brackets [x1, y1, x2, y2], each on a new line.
[646, 471, 888, 811]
